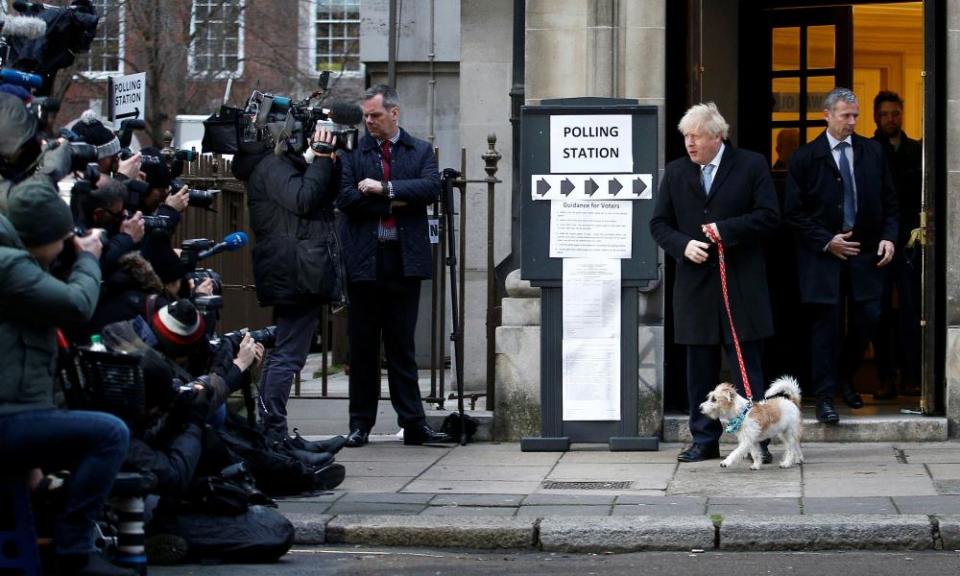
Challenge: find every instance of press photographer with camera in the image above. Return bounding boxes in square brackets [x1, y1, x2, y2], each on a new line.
[0, 180, 136, 576]
[0, 92, 74, 207]
[231, 118, 342, 437]
[71, 110, 143, 182]
[75, 178, 144, 278]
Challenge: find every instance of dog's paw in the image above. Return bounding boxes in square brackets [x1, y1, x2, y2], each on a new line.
[779, 462, 792, 469]
[719, 460, 729, 468]
[750, 463, 761, 471]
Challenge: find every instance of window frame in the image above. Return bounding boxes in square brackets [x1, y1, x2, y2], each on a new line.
[307, 0, 363, 79]
[77, 0, 126, 80]
[187, 0, 246, 80]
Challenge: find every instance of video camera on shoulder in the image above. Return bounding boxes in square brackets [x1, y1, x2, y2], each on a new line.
[204, 70, 362, 156]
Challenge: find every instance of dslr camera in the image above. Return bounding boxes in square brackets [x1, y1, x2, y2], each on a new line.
[180, 238, 223, 294]
[218, 326, 278, 350]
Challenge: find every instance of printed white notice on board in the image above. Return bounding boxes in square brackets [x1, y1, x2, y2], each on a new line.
[550, 114, 632, 173]
[562, 258, 621, 421]
[550, 200, 632, 259]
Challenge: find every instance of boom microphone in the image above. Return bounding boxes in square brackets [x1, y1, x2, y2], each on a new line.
[0, 11, 47, 39]
[323, 102, 363, 126]
[197, 231, 248, 260]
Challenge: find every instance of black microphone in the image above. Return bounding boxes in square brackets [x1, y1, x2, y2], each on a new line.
[197, 231, 248, 260]
[324, 102, 363, 126]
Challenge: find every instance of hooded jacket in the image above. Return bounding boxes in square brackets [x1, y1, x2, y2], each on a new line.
[232, 145, 342, 306]
[0, 214, 101, 415]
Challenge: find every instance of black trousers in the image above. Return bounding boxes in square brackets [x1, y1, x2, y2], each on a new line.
[347, 243, 425, 432]
[686, 339, 766, 446]
[810, 296, 882, 402]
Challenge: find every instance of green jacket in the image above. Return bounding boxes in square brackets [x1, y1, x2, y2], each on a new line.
[0, 215, 101, 415]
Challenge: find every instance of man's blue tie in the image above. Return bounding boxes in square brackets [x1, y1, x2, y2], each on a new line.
[836, 141, 856, 231]
[702, 163, 715, 196]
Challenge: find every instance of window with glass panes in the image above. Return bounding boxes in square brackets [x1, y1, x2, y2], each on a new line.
[314, 0, 360, 74]
[79, 0, 123, 76]
[190, 0, 244, 76]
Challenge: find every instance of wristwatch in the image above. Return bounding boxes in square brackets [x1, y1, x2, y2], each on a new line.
[386, 181, 395, 199]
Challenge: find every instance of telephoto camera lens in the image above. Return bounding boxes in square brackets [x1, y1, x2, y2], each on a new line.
[142, 214, 172, 234]
[187, 189, 220, 209]
[69, 142, 98, 171]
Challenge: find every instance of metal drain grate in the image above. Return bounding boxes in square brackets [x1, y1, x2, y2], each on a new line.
[540, 481, 632, 490]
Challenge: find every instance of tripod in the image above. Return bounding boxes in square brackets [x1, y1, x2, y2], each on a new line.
[439, 168, 468, 445]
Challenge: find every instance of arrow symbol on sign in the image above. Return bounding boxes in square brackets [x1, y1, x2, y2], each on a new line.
[584, 178, 599, 197]
[536, 178, 552, 197]
[560, 178, 575, 197]
[115, 107, 141, 120]
[633, 177, 648, 196]
[609, 178, 623, 196]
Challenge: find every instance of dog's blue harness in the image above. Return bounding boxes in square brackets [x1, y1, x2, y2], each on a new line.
[724, 401, 753, 434]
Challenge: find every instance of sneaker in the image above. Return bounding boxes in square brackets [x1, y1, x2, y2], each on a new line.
[145, 533, 189, 565]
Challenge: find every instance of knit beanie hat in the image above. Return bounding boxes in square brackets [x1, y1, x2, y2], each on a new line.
[151, 298, 206, 349]
[0, 91, 38, 158]
[139, 232, 188, 284]
[71, 110, 120, 159]
[7, 179, 75, 247]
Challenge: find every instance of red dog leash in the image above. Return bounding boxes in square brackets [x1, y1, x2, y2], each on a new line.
[703, 225, 754, 401]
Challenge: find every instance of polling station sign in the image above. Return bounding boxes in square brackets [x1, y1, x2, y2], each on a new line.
[108, 72, 146, 124]
[549, 114, 632, 173]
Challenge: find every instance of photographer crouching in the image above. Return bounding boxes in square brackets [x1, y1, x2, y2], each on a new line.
[231, 124, 343, 437]
[0, 181, 135, 576]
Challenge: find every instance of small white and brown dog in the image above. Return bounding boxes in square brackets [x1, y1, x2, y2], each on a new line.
[699, 375, 804, 470]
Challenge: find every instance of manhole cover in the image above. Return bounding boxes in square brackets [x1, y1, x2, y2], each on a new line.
[540, 481, 632, 490]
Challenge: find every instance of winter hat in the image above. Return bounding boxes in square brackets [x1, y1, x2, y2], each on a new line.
[151, 298, 206, 349]
[139, 233, 188, 284]
[0, 91, 38, 158]
[71, 110, 120, 159]
[7, 179, 75, 247]
[139, 146, 172, 190]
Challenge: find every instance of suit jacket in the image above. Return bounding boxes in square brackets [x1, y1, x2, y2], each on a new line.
[784, 132, 898, 304]
[649, 145, 780, 346]
[337, 128, 440, 282]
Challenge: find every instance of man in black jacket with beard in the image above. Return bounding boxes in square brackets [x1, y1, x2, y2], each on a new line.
[231, 127, 342, 436]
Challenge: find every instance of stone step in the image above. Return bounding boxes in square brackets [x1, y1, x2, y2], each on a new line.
[663, 413, 948, 443]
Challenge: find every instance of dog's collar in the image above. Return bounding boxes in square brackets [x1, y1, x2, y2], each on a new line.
[724, 400, 753, 434]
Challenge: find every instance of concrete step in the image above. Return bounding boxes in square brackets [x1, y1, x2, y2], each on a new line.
[663, 413, 948, 443]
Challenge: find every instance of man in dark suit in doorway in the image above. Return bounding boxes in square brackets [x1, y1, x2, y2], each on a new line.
[784, 87, 898, 424]
[337, 84, 452, 447]
[650, 102, 780, 463]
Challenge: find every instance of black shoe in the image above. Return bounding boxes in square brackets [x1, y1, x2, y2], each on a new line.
[816, 399, 840, 424]
[403, 424, 454, 445]
[58, 552, 137, 576]
[677, 443, 720, 462]
[290, 447, 334, 468]
[313, 463, 346, 490]
[345, 428, 369, 447]
[749, 442, 774, 464]
[841, 385, 864, 409]
[291, 429, 347, 454]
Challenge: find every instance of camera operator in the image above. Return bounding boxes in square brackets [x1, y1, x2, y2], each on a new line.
[71, 110, 143, 182]
[0, 181, 136, 576]
[231, 124, 342, 437]
[77, 178, 145, 277]
[0, 92, 73, 208]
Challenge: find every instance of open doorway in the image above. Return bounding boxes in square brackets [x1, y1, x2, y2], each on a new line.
[663, 0, 941, 418]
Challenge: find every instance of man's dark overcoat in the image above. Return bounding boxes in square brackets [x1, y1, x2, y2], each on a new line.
[650, 144, 780, 346]
[784, 132, 898, 305]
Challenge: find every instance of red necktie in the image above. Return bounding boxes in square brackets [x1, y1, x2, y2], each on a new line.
[380, 140, 396, 233]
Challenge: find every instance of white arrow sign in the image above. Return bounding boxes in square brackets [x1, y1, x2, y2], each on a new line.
[531, 174, 652, 201]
